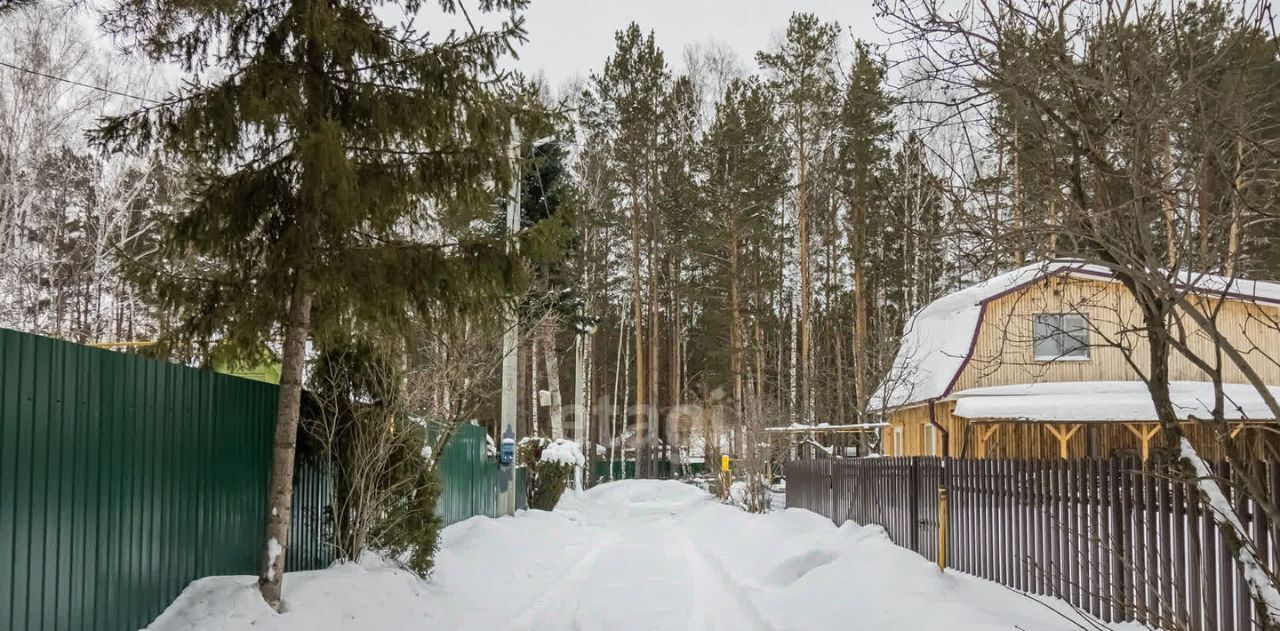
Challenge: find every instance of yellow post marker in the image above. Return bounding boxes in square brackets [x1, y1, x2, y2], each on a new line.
[937, 487, 949, 571]
[720, 455, 731, 498]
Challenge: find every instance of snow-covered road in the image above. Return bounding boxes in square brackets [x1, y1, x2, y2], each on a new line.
[147, 480, 1129, 631]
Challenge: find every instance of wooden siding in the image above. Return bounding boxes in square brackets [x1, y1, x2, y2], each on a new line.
[883, 401, 965, 457]
[881, 274, 1280, 460]
[885, 400, 1280, 460]
[951, 276, 1280, 393]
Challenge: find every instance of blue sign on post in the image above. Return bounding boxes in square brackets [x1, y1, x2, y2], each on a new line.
[500, 436, 516, 466]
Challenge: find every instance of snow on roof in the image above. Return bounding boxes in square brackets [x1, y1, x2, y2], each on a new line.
[764, 422, 889, 433]
[1168, 269, 1280, 305]
[869, 260, 1280, 412]
[869, 261, 1108, 411]
[951, 381, 1280, 422]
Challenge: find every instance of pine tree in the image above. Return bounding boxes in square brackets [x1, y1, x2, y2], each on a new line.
[654, 74, 700, 464]
[95, 0, 532, 606]
[757, 12, 840, 424]
[836, 41, 894, 419]
[700, 78, 786, 425]
[582, 23, 669, 474]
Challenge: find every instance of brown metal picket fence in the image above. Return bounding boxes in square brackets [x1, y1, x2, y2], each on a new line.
[785, 456, 1280, 631]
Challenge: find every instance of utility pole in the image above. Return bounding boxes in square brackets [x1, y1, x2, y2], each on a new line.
[498, 122, 522, 515]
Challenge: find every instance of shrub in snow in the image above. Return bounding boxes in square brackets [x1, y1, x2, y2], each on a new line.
[517, 436, 549, 466]
[518, 437, 582, 510]
[307, 346, 444, 577]
[707, 469, 730, 501]
[373, 449, 443, 576]
[729, 474, 772, 514]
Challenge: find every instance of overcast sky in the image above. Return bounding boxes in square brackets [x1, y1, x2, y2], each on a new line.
[509, 0, 889, 88]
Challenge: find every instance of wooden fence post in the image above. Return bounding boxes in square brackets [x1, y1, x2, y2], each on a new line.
[938, 486, 949, 571]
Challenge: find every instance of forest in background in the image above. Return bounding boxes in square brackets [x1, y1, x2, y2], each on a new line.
[3, 0, 1280, 469]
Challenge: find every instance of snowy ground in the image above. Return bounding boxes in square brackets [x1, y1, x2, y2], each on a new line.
[146, 480, 1130, 631]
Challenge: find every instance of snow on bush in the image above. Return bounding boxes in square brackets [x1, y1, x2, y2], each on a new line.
[517, 436, 579, 510]
[539, 438, 585, 466]
[728, 474, 773, 513]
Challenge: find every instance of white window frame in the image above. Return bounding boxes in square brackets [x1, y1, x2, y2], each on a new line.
[1033, 312, 1091, 361]
[923, 424, 938, 456]
[893, 426, 903, 456]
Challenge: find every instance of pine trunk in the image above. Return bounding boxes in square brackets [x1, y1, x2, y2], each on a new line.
[1226, 136, 1244, 276]
[853, 259, 868, 419]
[797, 125, 812, 425]
[1163, 189, 1177, 268]
[729, 229, 744, 421]
[631, 192, 646, 474]
[258, 276, 313, 608]
[851, 191, 869, 421]
[542, 323, 564, 439]
[1197, 152, 1212, 264]
[834, 322, 846, 422]
[753, 240, 766, 404]
[1012, 123, 1025, 265]
[647, 232, 659, 474]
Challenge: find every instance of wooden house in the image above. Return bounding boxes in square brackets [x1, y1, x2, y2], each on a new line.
[869, 260, 1280, 461]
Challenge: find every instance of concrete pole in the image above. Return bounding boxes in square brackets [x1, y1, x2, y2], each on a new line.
[498, 122, 522, 516]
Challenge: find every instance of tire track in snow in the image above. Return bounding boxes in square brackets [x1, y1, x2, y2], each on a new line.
[669, 520, 775, 631]
[506, 528, 622, 630]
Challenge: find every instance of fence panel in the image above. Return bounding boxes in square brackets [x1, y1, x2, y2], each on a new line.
[0, 328, 332, 631]
[785, 453, 1280, 631]
[434, 423, 529, 526]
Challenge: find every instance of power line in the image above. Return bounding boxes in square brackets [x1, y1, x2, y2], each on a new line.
[0, 59, 161, 104]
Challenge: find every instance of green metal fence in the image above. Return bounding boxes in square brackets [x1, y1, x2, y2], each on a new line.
[435, 423, 527, 526]
[0, 328, 331, 631]
[592, 459, 697, 480]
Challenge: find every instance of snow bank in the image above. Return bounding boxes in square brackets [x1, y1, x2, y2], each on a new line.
[142, 554, 435, 631]
[148, 479, 1123, 631]
[539, 438, 585, 466]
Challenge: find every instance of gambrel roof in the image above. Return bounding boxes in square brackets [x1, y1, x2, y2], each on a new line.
[869, 260, 1280, 412]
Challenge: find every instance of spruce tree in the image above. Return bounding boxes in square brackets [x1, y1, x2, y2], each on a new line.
[95, 0, 531, 606]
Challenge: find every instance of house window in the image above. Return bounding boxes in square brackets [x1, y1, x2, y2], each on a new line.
[1033, 313, 1090, 360]
[923, 424, 938, 456]
[893, 427, 903, 456]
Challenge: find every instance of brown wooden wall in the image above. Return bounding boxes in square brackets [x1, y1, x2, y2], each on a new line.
[951, 276, 1280, 393]
[883, 401, 966, 457]
[885, 400, 1280, 461]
